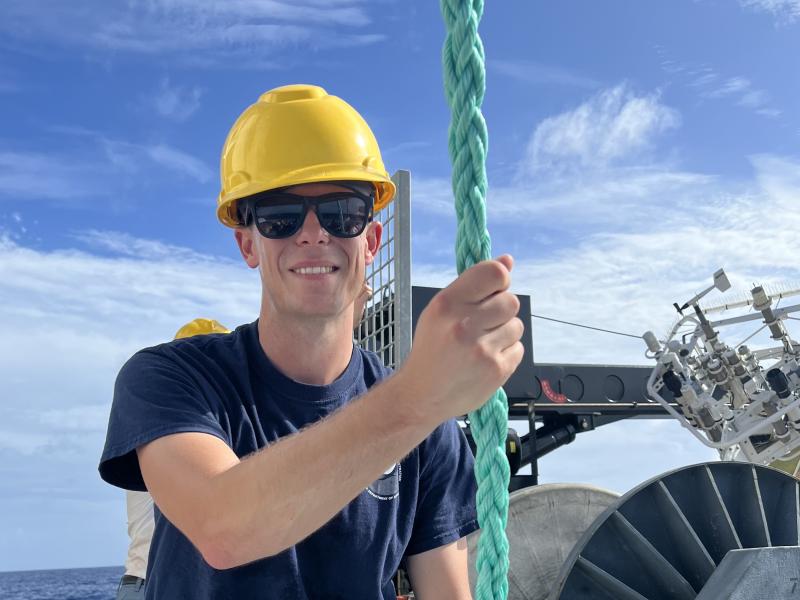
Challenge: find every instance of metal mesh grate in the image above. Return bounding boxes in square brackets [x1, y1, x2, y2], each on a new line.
[354, 170, 412, 370]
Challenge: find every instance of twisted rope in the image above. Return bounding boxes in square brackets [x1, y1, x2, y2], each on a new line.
[440, 0, 510, 598]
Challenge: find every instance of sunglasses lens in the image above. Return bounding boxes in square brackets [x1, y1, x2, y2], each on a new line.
[253, 201, 304, 239]
[317, 195, 370, 237]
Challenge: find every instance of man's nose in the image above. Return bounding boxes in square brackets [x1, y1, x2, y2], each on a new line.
[295, 207, 329, 244]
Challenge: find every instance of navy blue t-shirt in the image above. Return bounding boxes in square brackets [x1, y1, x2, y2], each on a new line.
[99, 321, 478, 599]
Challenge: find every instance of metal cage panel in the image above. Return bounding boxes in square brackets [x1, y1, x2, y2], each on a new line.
[354, 170, 412, 370]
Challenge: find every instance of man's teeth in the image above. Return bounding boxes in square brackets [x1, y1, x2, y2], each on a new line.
[294, 266, 335, 275]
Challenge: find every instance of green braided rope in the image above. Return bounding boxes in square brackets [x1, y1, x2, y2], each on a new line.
[440, 1, 510, 599]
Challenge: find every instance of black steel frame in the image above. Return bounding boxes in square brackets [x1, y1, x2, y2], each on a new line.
[411, 286, 679, 491]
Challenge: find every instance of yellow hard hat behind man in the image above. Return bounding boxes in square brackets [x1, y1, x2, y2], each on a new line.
[216, 84, 396, 228]
[175, 318, 230, 340]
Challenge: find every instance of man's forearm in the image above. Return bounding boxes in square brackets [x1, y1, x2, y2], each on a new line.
[203, 371, 435, 568]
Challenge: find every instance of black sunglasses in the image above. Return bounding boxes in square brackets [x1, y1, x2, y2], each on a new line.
[238, 187, 374, 239]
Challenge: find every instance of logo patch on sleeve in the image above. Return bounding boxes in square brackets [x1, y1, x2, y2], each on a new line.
[367, 463, 402, 500]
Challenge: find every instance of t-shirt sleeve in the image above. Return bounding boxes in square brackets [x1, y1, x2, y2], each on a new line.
[98, 349, 230, 492]
[405, 419, 479, 556]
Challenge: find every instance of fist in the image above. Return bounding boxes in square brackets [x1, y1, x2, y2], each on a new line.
[401, 255, 525, 425]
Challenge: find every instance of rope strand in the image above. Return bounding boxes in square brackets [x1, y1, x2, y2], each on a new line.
[441, 1, 509, 598]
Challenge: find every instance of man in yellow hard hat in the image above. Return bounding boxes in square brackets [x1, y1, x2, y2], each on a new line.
[100, 85, 523, 599]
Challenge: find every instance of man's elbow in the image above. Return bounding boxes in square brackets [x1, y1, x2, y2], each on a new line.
[196, 519, 286, 570]
[199, 538, 241, 571]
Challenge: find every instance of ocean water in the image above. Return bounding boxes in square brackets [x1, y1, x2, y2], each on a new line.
[0, 566, 124, 600]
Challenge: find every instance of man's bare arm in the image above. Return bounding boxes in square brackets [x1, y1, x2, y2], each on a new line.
[406, 538, 473, 600]
[138, 256, 524, 569]
[139, 372, 434, 569]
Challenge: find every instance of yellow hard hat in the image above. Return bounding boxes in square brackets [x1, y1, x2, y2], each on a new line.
[174, 318, 230, 340]
[216, 84, 396, 228]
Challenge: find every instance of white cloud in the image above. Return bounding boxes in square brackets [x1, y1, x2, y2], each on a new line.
[148, 77, 203, 122]
[73, 229, 223, 261]
[412, 147, 800, 367]
[0, 150, 100, 201]
[705, 76, 751, 97]
[491, 167, 714, 226]
[0, 132, 213, 203]
[0, 431, 52, 455]
[701, 77, 781, 117]
[520, 84, 680, 176]
[488, 59, 600, 89]
[658, 54, 782, 119]
[411, 81, 799, 372]
[0, 0, 384, 67]
[740, 0, 800, 23]
[146, 143, 213, 183]
[498, 154, 800, 366]
[38, 405, 111, 432]
[97, 137, 213, 182]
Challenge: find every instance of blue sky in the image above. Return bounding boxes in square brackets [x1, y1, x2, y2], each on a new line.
[1, 0, 799, 572]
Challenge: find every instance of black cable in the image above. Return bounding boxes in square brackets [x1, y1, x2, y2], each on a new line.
[531, 313, 642, 339]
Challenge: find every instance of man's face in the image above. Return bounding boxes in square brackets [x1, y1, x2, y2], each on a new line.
[234, 182, 382, 322]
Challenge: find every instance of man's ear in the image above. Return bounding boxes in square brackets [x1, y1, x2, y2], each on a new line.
[234, 228, 260, 269]
[364, 221, 382, 266]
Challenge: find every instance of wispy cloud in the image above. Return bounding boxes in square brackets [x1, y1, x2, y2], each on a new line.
[0, 129, 213, 202]
[740, 0, 800, 23]
[0, 151, 100, 201]
[413, 153, 800, 367]
[410, 86, 799, 370]
[0, 0, 384, 67]
[146, 77, 204, 122]
[519, 84, 680, 176]
[73, 229, 224, 262]
[699, 75, 781, 118]
[657, 49, 783, 118]
[488, 59, 600, 89]
[146, 143, 213, 182]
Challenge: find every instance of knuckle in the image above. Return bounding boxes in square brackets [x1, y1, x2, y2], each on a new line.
[486, 260, 508, 285]
[473, 344, 506, 381]
[491, 359, 507, 382]
[452, 317, 471, 344]
[498, 292, 518, 319]
[513, 317, 525, 338]
[512, 341, 525, 366]
[473, 340, 493, 363]
[428, 291, 451, 317]
[501, 345, 523, 379]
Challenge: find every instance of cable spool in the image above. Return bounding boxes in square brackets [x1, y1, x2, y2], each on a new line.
[466, 484, 620, 600]
[549, 462, 800, 599]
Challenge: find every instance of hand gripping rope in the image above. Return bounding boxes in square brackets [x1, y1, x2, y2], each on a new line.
[440, 0, 510, 598]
